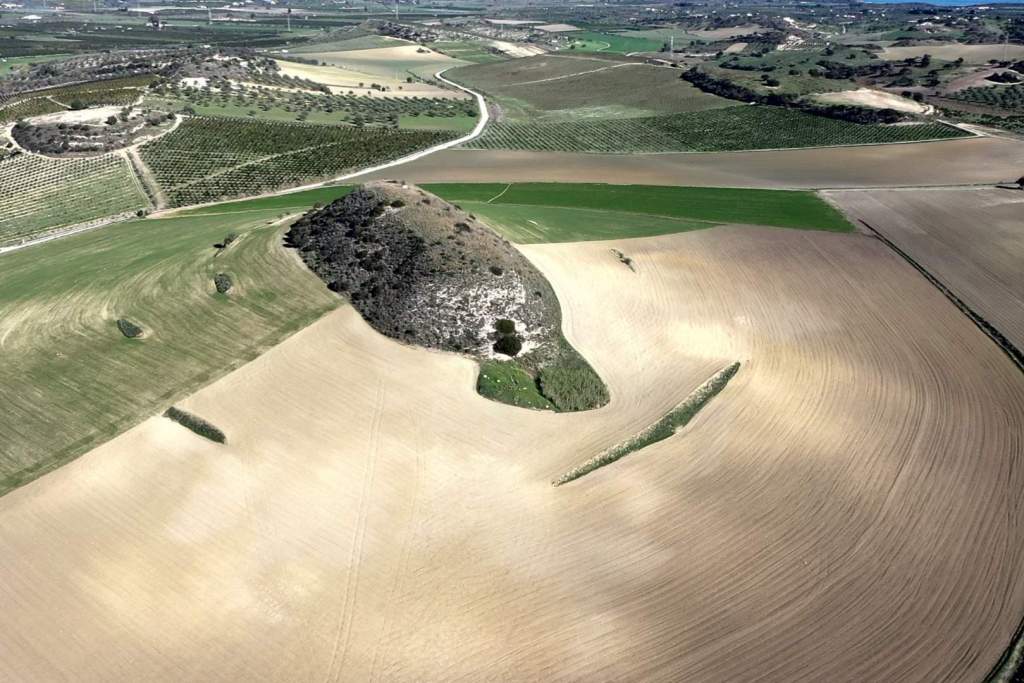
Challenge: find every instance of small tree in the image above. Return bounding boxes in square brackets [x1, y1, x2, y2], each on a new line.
[493, 334, 522, 357]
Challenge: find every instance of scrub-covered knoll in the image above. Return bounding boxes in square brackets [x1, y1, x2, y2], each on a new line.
[286, 181, 607, 411]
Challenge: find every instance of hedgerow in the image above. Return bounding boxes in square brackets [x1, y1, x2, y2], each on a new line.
[164, 406, 226, 444]
[553, 362, 740, 486]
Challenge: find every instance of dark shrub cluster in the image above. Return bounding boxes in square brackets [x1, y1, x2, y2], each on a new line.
[116, 318, 143, 338]
[164, 406, 226, 444]
[214, 273, 233, 294]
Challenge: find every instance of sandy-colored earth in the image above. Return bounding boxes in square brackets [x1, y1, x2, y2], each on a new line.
[828, 187, 1024, 351]
[813, 87, 931, 114]
[2, 226, 1023, 681]
[357, 137, 1024, 189]
[274, 59, 466, 99]
[536, 23, 579, 33]
[26, 105, 121, 125]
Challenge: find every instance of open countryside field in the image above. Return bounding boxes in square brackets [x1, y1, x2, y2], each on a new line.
[451, 58, 732, 120]
[464, 105, 969, 153]
[1, 226, 1022, 680]
[306, 45, 470, 80]
[880, 43, 1024, 63]
[358, 137, 1024, 188]
[0, 152, 149, 247]
[0, 207, 339, 494]
[828, 187, 1024, 351]
[0, 181, 844, 492]
[138, 116, 455, 206]
[274, 58, 464, 99]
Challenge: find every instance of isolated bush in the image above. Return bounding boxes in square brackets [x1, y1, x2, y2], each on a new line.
[494, 318, 516, 336]
[493, 334, 522, 357]
[116, 318, 143, 338]
[164, 406, 226, 443]
[214, 272, 233, 293]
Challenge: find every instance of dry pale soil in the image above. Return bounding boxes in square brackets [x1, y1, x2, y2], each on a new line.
[1, 225, 1023, 681]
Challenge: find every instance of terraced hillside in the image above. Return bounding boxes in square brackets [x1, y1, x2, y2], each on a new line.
[139, 116, 456, 206]
[465, 105, 971, 153]
[0, 153, 149, 246]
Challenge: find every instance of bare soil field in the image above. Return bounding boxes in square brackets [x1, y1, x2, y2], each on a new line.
[813, 88, 930, 114]
[880, 43, 1024, 63]
[274, 59, 465, 99]
[1, 226, 1023, 681]
[827, 187, 1024, 351]
[357, 136, 1024, 188]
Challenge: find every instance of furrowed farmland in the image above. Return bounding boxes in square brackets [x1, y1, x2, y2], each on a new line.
[5, 3, 1024, 681]
[139, 116, 455, 206]
[464, 105, 970, 153]
[0, 153, 149, 246]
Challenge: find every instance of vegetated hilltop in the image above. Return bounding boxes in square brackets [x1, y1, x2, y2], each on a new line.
[286, 181, 608, 411]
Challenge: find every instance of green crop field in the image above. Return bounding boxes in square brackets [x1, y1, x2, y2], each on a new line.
[431, 182, 854, 234]
[0, 153, 149, 246]
[139, 116, 455, 206]
[464, 105, 971, 153]
[0, 207, 340, 496]
[175, 181, 854, 235]
[566, 31, 665, 54]
[432, 40, 507, 64]
[0, 53, 70, 77]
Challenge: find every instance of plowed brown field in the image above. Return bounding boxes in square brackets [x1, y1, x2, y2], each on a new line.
[1, 226, 1023, 681]
[828, 187, 1024, 351]
[356, 136, 1024, 188]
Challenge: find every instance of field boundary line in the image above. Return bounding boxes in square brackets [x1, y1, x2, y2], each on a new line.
[858, 219, 1024, 375]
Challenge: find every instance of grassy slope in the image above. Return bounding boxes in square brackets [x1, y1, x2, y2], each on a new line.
[431, 182, 855, 233]
[0, 209, 339, 495]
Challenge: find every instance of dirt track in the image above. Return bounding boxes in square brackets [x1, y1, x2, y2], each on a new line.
[2, 226, 1022, 681]
[356, 136, 1024, 189]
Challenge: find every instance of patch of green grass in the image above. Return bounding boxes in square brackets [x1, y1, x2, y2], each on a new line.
[0, 208, 340, 496]
[399, 114, 477, 132]
[432, 40, 506, 64]
[477, 360, 554, 410]
[537, 346, 609, 412]
[553, 362, 740, 486]
[567, 31, 664, 54]
[455, 202, 719, 243]
[427, 182, 854, 233]
[0, 53, 70, 77]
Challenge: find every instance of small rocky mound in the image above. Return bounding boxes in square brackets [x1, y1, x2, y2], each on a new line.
[286, 181, 563, 362]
